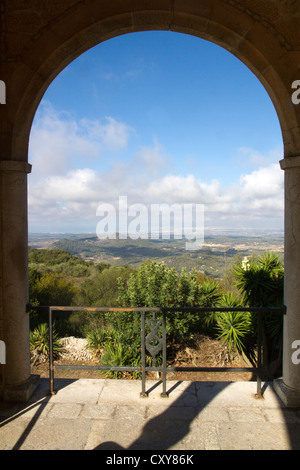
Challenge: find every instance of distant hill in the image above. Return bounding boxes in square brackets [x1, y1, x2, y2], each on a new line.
[28, 232, 284, 278]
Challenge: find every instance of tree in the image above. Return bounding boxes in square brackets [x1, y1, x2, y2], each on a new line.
[234, 252, 284, 308]
[29, 271, 80, 335]
[78, 265, 134, 307]
[30, 271, 78, 306]
[233, 252, 284, 378]
[117, 260, 222, 341]
[28, 248, 95, 277]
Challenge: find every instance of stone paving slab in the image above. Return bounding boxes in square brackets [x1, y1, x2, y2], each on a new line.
[0, 378, 300, 450]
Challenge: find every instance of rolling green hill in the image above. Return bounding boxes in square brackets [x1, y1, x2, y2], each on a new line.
[28, 232, 284, 279]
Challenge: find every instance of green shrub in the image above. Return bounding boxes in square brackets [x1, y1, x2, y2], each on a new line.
[30, 323, 62, 361]
[99, 329, 141, 378]
[30, 272, 78, 307]
[233, 252, 284, 378]
[101, 342, 131, 378]
[117, 261, 222, 342]
[86, 328, 113, 356]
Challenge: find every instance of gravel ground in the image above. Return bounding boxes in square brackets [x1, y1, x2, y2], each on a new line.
[59, 337, 95, 362]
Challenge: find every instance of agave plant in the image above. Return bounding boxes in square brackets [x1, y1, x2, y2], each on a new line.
[101, 342, 131, 378]
[99, 328, 142, 378]
[233, 252, 284, 378]
[216, 311, 252, 354]
[86, 328, 112, 357]
[214, 292, 253, 355]
[30, 323, 62, 362]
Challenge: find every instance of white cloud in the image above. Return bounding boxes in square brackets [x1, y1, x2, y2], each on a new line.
[28, 104, 284, 232]
[29, 102, 133, 178]
[79, 116, 133, 153]
[132, 139, 170, 177]
[141, 163, 283, 224]
[239, 163, 283, 200]
[32, 168, 100, 203]
[235, 146, 282, 168]
[144, 175, 225, 205]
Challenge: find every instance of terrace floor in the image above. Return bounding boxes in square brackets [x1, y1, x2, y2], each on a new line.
[0, 378, 300, 451]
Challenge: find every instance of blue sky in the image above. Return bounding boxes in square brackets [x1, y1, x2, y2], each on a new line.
[28, 31, 284, 234]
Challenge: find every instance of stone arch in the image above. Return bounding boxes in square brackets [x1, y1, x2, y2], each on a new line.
[4, 1, 299, 160]
[1, 1, 300, 405]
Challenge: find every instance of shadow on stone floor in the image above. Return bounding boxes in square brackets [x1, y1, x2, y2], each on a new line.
[1, 378, 300, 450]
[94, 381, 300, 451]
[0, 378, 74, 450]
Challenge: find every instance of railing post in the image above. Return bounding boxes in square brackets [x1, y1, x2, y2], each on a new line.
[48, 307, 55, 395]
[140, 310, 147, 397]
[160, 310, 168, 398]
[256, 310, 262, 398]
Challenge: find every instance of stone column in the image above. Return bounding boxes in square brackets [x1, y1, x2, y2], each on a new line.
[274, 156, 300, 407]
[0, 160, 39, 401]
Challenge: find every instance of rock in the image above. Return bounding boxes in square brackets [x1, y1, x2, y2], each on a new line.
[59, 337, 95, 362]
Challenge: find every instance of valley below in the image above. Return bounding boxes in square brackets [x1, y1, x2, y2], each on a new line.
[28, 230, 284, 278]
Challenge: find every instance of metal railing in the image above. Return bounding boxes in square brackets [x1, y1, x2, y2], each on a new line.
[27, 304, 286, 398]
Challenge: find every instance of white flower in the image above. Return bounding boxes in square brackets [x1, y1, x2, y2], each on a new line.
[242, 256, 250, 271]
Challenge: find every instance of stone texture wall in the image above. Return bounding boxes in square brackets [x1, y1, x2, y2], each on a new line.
[1, 0, 300, 403]
[1, 0, 300, 158]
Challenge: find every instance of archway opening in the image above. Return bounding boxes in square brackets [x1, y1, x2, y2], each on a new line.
[28, 31, 283, 239]
[27, 31, 284, 383]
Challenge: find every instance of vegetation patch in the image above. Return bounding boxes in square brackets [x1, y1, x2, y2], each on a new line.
[28, 245, 284, 381]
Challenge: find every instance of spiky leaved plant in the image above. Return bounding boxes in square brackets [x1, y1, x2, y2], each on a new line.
[233, 252, 284, 379]
[30, 323, 62, 362]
